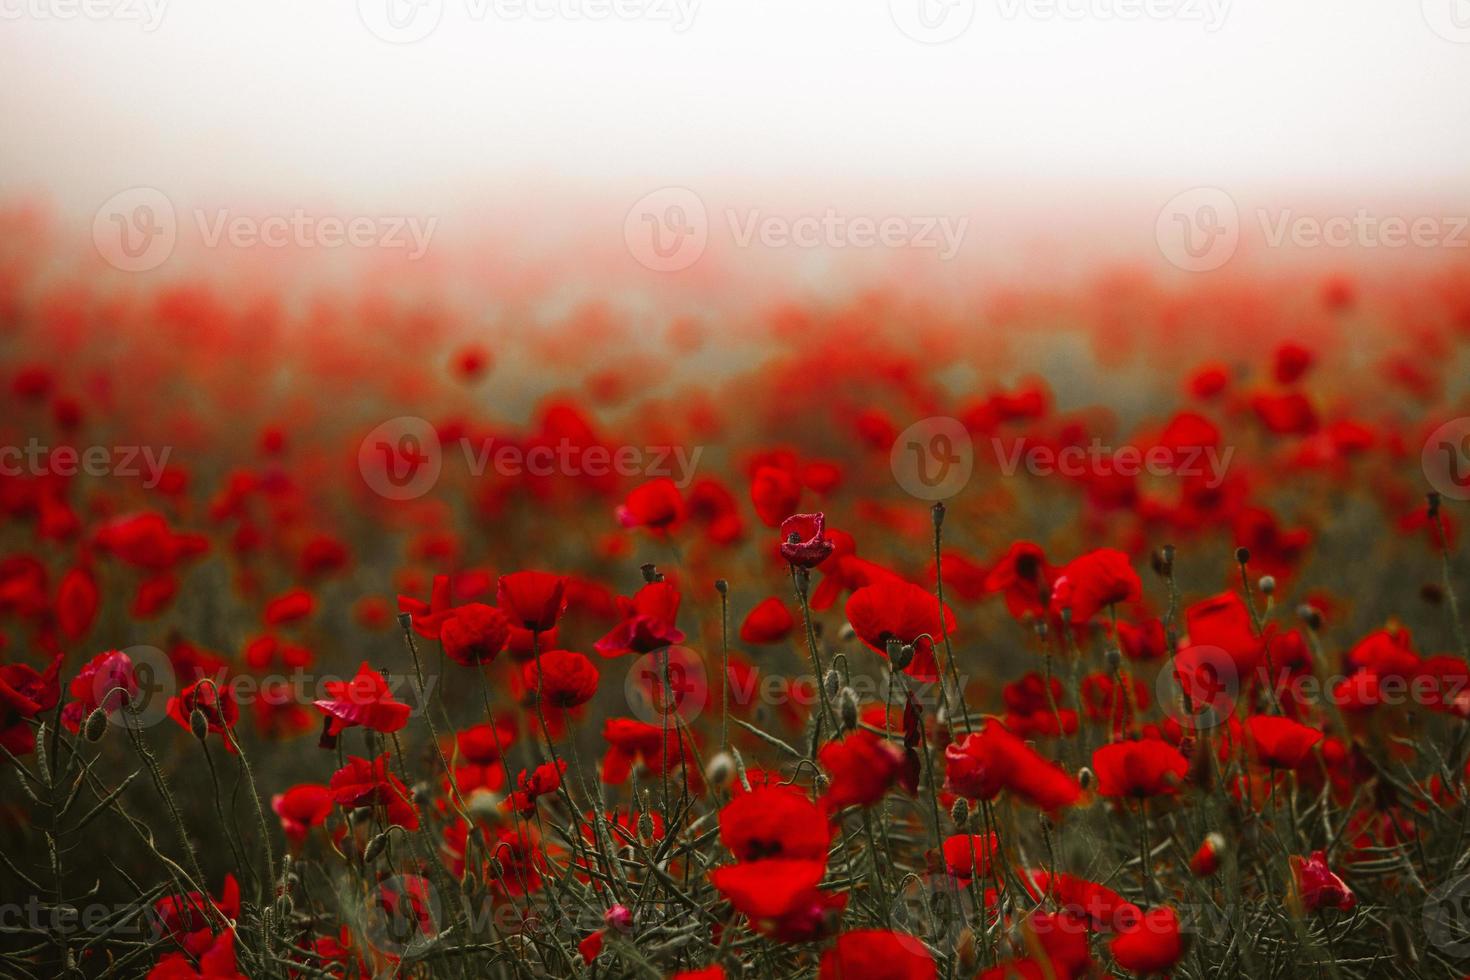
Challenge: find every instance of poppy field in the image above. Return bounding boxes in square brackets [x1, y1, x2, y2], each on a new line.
[4, 231, 1470, 980]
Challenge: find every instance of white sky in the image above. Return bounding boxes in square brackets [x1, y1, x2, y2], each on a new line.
[3, 0, 1469, 277]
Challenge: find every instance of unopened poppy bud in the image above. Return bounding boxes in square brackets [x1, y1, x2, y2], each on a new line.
[83, 707, 108, 742]
[1297, 604, 1323, 630]
[396, 611, 414, 631]
[189, 708, 209, 741]
[637, 812, 656, 842]
[705, 751, 734, 788]
[931, 502, 946, 528]
[824, 669, 840, 698]
[1189, 832, 1225, 877]
[714, 579, 728, 595]
[1258, 575, 1276, 596]
[1234, 546, 1251, 565]
[1104, 647, 1121, 671]
[640, 563, 660, 584]
[604, 904, 633, 933]
[887, 639, 914, 671]
[363, 832, 390, 863]
[839, 689, 858, 730]
[950, 798, 970, 827]
[1077, 766, 1094, 791]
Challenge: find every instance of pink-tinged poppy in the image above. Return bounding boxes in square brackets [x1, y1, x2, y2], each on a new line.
[1109, 906, 1185, 975]
[845, 579, 956, 681]
[1092, 738, 1188, 798]
[523, 650, 599, 708]
[440, 603, 510, 666]
[739, 597, 794, 644]
[167, 680, 239, 749]
[1049, 549, 1140, 624]
[328, 754, 419, 830]
[818, 929, 937, 980]
[779, 513, 835, 568]
[60, 649, 137, 733]
[497, 571, 566, 633]
[818, 729, 904, 810]
[271, 784, 333, 846]
[1291, 850, 1356, 912]
[1245, 715, 1323, 769]
[313, 662, 411, 746]
[944, 722, 1081, 810]
[617, 477, 685, 531]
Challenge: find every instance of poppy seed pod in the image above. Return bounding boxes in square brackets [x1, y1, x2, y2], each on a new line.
[950, 798, 969, 827]
[931, 501, 945, 528]
[1297, 604, 1323, 630]
[1427, 491, 1442, 519]
[84, 707, 108, 742]
[714, 579, 728, 595]
[1104, 646, 1122, 671]
[396, 611, 413, 632]
[1259, 575, 1276, 596]
[1235, 546, 1251, 565]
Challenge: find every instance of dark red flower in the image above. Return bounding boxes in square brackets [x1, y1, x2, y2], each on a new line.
[440, 603, 510, 666]
[942, 832, 997, 883]
[984, 541, 1053, 620]
[313, 662, 411, 745]
[739, 597, 794, 644]
[818, 729, 904, 809]
[818, 929, 937, 980]
[710, 859, 844, 942]
[263, 587, 315, 626]
[328, 754, 419, 830]
[167, 680, 239, 748]
[1092, 738, 1188, 798]
[271, 784, 332, 847]
[617, 477, 685, 531]
[750, 465, 802, 528]
[1049, 549, 1140, 624]
[845, 579, 956, 681]
[1109, 906, 1184, 975]
[719, 785, 831, 861]
[944, 722, 1081, 809]
[1291, 850, 1355, 912]
[779, 513, 835, 568]
[595, 581, 685, 657]
[60, 649, 137, 732]
[1245, 714, 1322, 769]
[0, 652, 61, 753]
[56, 565, 98, 640]
[524, 650, 599, 708]
[497, 571, 566, 633]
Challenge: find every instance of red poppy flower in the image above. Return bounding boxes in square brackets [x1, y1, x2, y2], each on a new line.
[0, 652, 61, 753]
[1020, 871, 1140, 932]
[397, 574, 457, 639]
[497, 571, 566, 633]
[600, 717, 698, 788]
[779, 513, 835, 568]
[818, 729, 904, 810]
[1092, 738, 1188, 798]
[508, 759, 568, 815]
[56, 565, 98, 640]
[153, 874, 241, 948]
[845, 579, 956, 680]
[1273, 341, 1314, 384]
[440, 603, 510, 666]
[263, 587, 315, 626]
[740, 597, 794, 644]
[524, 650, 599, 708]
[984, 541, 1053, 619]
[617, 477, 685, 531]
[1190, 832, 1225, 876]
[1185, 592, 1263, 675]
[313, 662, 411, 746]
[146, 928, 245, 979]
[167, 680, 239, 748]
[710, 859, 844, 942]
[1109, 906, 1184, 975]
[1049, 549, 1140, 624]
[719, 785, 832, 861]
[1116, 618, 1168, 661]
[750, 465, 802, 528]
[944, 722, 1081, 809]
[328, 754, 419, 830]
[1245, 715, 1323, 769]
[595, 581, 685, 657]
[271, 784, 332, 846]
[1291, 850, 1355, 912]
[60, 649, 137, 732]
[942, 832, 997, 883]
[818, 929, 937, 980]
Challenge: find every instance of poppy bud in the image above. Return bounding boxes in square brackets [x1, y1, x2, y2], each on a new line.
[1259, 575, 1276, 596]
[1297, 604, 1323, 631]
[604, 904, 633, 933]
[1077, 766, 1094, 791]
[637, 812, 656, 843]
[1234, 546, 1251, 565]
[931, 502, 946, 528]
[950, 798, 969, 828]
[714, 579, 728, 595]
[1104, 647, 1121, 671]
[705, 751, 734, 787]
[189, 708, 209, 741]
[1189, 832, 1225, 876]
[888, 639, 914, 671]
[396, 611, 413, 632]
[824, 669, 840, 698]
[839, 688, 858, 730]
[83, 707, 108, 743]
[640, 563, 661, 584]
[363, 832, 390, 863]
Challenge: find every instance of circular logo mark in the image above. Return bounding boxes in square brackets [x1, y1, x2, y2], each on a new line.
[359, 416, 443, 501]
[1156, 644, 1239, 732]
[358, 0, 444, 42]
[890, 416, 974, 501]
[625, 646, 708, 726]
[1156, 187, 1239, 272]
[100, 645, 176, 730]
[364, 874, 442, 957]
[890, 0, 975, 43]
[1423, 417, 1470, 502]
[1423, 0, 1470, 42]
[93, 188, 176, 273]
[624, 187, 707, 272]
[1426, 875, 1470, 955]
